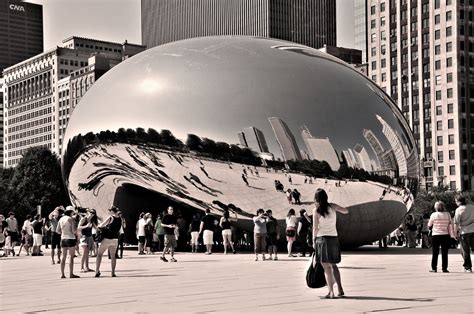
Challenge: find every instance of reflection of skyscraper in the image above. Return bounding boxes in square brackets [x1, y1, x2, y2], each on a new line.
[380, 149, 397, 171]
[376, 115, 407, 176]
[363, 128, 384, 169]
[353, 144, 372, 172]
[301, 126, 340, 170]
[342, 150, 356, 168]
[241, 126, 269, 153]
[237, 132, 247, 147]
[268, 117, 302, 161]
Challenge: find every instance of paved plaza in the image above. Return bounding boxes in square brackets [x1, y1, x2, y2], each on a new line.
[1, 246, 473, 313]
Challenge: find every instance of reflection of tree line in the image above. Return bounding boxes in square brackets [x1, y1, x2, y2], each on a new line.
[63, 128, 261, 181]
[63, 127, 393, 187]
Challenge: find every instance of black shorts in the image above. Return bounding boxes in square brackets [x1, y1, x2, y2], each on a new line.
[266, 233, 278, 246]
[61, 239, 77, 248]
[138, 236, 146, 244]
[51, 233, 61, 249]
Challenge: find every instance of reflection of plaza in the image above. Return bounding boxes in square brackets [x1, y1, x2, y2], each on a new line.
[69, 142, 410, 247]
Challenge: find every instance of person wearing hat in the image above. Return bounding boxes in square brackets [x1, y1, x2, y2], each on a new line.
[57, 207, 79, 278]
[78, 208, 97, 272]
[95, 206, 122, 277]
[49, 206, 64, 265]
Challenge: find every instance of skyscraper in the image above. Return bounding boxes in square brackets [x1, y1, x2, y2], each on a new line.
[268, 117, 301, 161]
[363, 128, 384, 168]
[301, 126, 340, 170]
[239, 126, 269, 153]
[368, 1, 473, 191]
[377, 115, 407, 177]
[353, 143, 372, 172]
[2, 37, 144, 167]
[354, 0, 367, 63]
[0, 0, 43, 74]
[141, 0, 336, 49]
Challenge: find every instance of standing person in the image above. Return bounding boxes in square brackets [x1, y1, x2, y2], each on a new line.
[421, 213, 431, 248]
[285, 209, 297, 257]
[160, 206, 178, 262]
[293, 189, 301, 205]
[57, 207, 79, 279]
[189, 214, 201, 253]
[115, 211, 126, 259]
[288, 175, 292, 185]
[19, 215, 33, 256]
[0, 215, 7, 257]
[253, 209, 268, 261]
[297, 209, 312, 257]
[144, 213, 154, 255]
[453, 195, 474, 272]
[428, 201, 453, 273]
[136, 212, 146, 255]
[31, 214, 44, 256]
[78, 209, 97, 272]
[286, 189, 293, 204]
[405, 215, 417, 248]
[5, 212, 19, 257]
[200, 209, 217, 255]
[154, 214, 165, 251]
[95, 206, 122, 277]
[49, 207, 63, 264]
[312, 188, 349, 299]
[265, 209, 279, 260]
[220, 210, 237, 254]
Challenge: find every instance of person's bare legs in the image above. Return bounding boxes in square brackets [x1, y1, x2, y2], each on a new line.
[60, 248, 68, 278]
[287, 240, 294, 256]
[95, 242, 107, 276]
[81, 246, 90, 271]
[322, 262, 335, 298]
[68, 248, 78, 278]
[51, 247, 55, 264]
[332, 265, 344, 296]
[109, 247, 117, 276]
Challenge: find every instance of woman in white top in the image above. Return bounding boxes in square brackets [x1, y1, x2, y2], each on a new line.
[312, 188, 348, 299]
[57, 207, 79, 279]
[286, 208, 297, 257]
[428, 201, 453, 273]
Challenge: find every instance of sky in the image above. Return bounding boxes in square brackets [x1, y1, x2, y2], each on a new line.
[28, 0, 355, 51]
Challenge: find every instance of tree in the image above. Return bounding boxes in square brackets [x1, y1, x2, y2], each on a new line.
[186, 134, 202, 152]
[161, 129, 181, 147]
[7, 147, 69, 221]
[0, 168, 14, 215]
[147, 128, 162, 145]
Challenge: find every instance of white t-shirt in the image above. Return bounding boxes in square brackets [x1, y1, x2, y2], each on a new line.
[57, 216, 76, 240]
[286, 215, 297, 228]
[22, 220, 33, 236]
[317, 207, 337, 237]
[137, 218, 146, 236]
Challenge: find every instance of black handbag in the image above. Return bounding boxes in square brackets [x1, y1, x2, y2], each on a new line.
[306, 254, 327, 289]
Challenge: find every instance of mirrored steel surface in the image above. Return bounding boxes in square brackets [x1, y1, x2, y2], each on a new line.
[62, 36, 419, 247]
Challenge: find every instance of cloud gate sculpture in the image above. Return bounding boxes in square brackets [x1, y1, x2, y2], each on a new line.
[62, 36, 419, 247]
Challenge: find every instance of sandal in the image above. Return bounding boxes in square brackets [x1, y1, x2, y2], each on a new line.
[325, 293, 335, 299]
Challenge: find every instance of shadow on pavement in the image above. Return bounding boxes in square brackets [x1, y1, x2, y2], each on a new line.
[334, 296, 433, 302]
